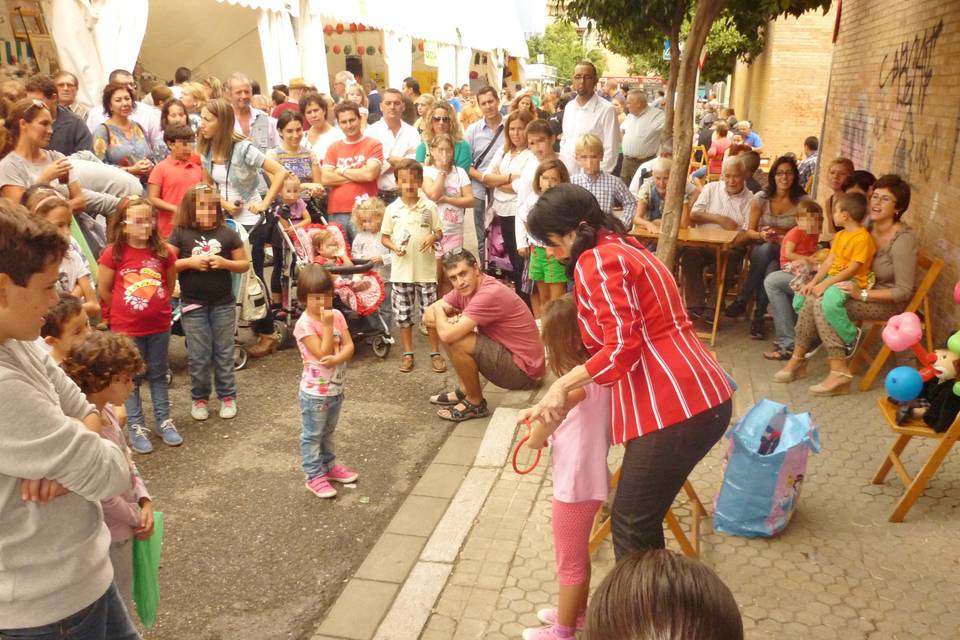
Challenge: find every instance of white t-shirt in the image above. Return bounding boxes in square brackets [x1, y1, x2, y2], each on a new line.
[57, 238, 91, 295]
[423, 165, 470, 237]
[309, 127, 346, 166]
[211, 163, 262, 227]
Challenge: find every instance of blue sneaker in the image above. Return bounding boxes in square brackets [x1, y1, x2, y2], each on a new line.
[127, 423, 153, 454]
[157, 419, 183, 447]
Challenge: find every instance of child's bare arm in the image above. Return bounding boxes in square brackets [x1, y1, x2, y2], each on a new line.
[521, 387, 589, 449]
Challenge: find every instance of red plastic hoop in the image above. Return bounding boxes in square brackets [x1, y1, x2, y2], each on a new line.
[512, 420, 542, 474]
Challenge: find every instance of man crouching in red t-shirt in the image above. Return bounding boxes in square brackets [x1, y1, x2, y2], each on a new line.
[424, 248, 544, 422]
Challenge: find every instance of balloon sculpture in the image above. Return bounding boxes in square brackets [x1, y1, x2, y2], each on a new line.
[883, 309, 960, 400]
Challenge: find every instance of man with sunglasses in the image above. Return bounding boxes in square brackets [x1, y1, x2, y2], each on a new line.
[425, 248, 544, 422]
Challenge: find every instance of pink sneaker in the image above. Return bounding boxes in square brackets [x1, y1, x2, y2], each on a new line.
[521, 625, 575, 640]
[535, 609, 585, 630]
[325, 464, 358, 484]
[305, 475, 337, 498]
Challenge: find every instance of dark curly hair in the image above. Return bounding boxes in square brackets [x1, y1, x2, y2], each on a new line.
[763, 155, 806, 203]
[40, 293, 84, 339]
[62, 331, 145, 395]
[101, 81, 136, 118]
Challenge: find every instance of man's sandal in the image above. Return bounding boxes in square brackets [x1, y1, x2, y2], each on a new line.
[430, 388, 465, 406]
[437, 398, 489, 423]
[399, 352, 414, 373]
[430, 352, 447, 373]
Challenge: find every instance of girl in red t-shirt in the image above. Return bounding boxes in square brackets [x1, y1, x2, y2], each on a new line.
[98, 196, 180, 455]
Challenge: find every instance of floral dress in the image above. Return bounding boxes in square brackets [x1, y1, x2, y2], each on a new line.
[93, 122, 157, 180]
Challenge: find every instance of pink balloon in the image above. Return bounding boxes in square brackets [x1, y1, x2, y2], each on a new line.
[882, 312, 923, 352]
[954, 280, 960, 305]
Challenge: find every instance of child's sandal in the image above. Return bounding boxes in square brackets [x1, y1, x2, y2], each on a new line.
[437, 398, 489, 423]
[430, 352, 447, 373]
[399, 352, 414, 373]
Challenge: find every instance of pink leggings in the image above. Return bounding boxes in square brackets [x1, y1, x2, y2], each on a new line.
[552, 499, 603, 586]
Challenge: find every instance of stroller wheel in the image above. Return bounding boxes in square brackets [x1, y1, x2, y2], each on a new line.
[234, 346, 248, 370]
[371, 335, 391, 359]
[273, 319, 290, 349]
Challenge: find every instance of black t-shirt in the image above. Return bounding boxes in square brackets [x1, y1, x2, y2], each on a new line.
[168, 225, 243, 306]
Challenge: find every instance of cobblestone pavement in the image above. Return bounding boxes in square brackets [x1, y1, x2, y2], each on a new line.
[419, 321, 960, 640]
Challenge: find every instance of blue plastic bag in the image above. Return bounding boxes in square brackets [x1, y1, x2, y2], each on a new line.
[713, 400, 820, 537]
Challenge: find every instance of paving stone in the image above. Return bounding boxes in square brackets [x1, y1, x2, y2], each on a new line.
[385, 495, 450, 537]
[354, 533, 426, 583]
[434, 435, 482, 466]
[316, 579, 398, 640]
[373, 561, 452, 640]
[411, 463, 469, 499]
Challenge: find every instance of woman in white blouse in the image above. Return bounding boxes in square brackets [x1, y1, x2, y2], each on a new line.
[481, 109, 535, 294]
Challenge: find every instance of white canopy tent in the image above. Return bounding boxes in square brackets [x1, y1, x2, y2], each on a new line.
[46, 0, 149, 107]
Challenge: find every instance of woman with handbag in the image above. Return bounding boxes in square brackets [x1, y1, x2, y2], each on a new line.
[93, 82, 158, 185]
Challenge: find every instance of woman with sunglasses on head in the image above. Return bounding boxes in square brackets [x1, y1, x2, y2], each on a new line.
[522, 183, 734, 559]
[414, 101, 471, 171]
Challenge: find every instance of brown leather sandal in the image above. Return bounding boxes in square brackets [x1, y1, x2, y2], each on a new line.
[430, 352, 447, 373]
[399, 352, 414, 373]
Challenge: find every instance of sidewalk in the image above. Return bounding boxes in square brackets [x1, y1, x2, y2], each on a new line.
[313, 322, 960, 640]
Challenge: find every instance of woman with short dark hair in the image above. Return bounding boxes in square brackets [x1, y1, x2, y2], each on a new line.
[300, 91, 343, 163]
[93, 82, 158, 182]
[522, 183, 734, 558]
[775, 173, 918, 395]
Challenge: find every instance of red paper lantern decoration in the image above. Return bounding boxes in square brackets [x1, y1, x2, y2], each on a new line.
[356, 47, 363, 56]
[349, 23, 357, 32]
[336, 23, 344, 34]
[358, 24, 366, 32]
[323, 24, 333, 36]
[469, 71, 479, 79]
[418, 42, 424, 51]
[378, 46, 384, 54]
[332, 44, 342, 54]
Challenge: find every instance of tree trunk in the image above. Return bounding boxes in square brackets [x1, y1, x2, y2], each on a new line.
[663, 29, 681, 139]
[656, 0, 728, 270]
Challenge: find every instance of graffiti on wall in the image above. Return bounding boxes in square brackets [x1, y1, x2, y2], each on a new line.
[840, 96, 876, 170]
[875, 18, 943, 182]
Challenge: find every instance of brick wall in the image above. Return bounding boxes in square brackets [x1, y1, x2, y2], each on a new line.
[820, 0, 960, 342]
[729, 7, 837, 161]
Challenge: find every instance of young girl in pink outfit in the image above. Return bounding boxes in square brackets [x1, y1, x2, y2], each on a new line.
[518, 295, 611, 640]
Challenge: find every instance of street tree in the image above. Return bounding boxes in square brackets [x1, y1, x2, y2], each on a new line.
[559, 0, 831, 268]
[526, 21, 606, 84]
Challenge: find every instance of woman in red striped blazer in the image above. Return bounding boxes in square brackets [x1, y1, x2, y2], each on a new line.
[523, 184, 735, 558]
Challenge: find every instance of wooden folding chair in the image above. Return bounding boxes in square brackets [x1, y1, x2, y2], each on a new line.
[588, 469, 707, 558]
[852, 253, 943, 391]
[689, 145, 708, 173]
[872, 397, 960, 522]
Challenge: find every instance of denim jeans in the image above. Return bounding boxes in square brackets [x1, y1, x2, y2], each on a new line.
[764, 269, 797, 350]
[299, 392, 343, 479]
[181, 304, 237, 401]
[124, 331, 170, 428]
[611, 399, 732, 559]
[328, 213, 354, 243]
[0, 583, 140, 640]
[473, 197, 487, 267]
[736, 242, 781, 319]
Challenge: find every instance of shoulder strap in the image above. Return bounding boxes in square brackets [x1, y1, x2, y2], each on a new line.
[474, 124, 504, 169]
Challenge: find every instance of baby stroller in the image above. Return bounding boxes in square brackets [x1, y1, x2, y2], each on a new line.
[279, 220, 394, 358]
[169, 218, 276, 373]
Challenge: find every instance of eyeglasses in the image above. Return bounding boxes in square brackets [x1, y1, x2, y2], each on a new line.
[870, 194, 895, 204]
[432, 116, 451, 122]
[55, 81, 77, 89]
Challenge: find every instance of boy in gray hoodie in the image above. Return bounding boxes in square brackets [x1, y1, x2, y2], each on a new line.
[0, 202, 137, 638]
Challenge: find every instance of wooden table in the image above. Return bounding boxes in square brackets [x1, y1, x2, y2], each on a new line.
[630, 227, 740, 346]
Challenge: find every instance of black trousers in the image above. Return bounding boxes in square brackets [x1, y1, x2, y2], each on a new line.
[612, 399, 733, 559]
[498, 214, 524, 297]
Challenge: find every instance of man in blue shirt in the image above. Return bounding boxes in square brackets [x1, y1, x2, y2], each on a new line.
[464, 86, 505, 267]
[444, 84, 462, 113]
[737, 120, 763, 153]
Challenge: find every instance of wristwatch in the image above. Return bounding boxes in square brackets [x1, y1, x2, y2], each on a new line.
[859, 289, 869, 302]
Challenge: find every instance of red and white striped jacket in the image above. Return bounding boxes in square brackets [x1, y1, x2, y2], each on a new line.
[575, 232, 734, 444]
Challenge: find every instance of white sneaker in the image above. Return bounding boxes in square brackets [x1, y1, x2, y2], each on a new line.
[191, 400, 209, 421]
[219, 397, 237, 419]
